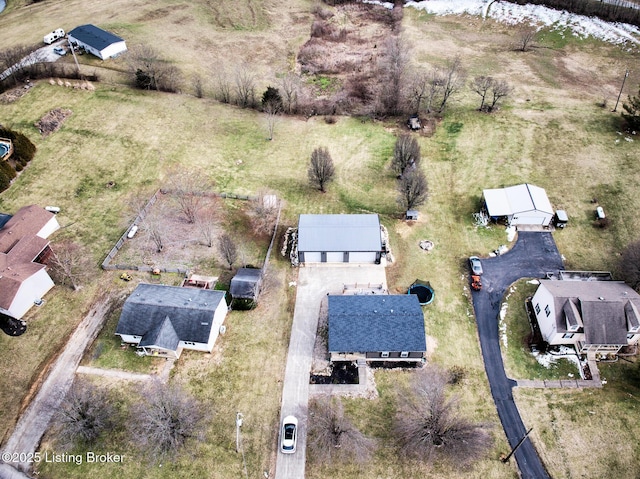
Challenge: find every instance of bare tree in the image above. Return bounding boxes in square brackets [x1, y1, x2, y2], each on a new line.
[397, 169, 429, 211]
[308, 147, 335, 192]
[278, 72, 300, 114]
[192, 73, 204, 98]
[489, 79, 512, 111]
[392, 135, 421, 176]
[52, 379, 115, 449]
[234, 63, 256, 108]
[213, 66, 232, 103]
[0, 45, 35, 86]
[218, 233, 237, 270]
[407, 69, 441, 115]
[166, 168, 213, 224]
[128, 45, 183, 92]
[248, 190, 279, 236]
[264, 100, 281, 141]
[516, 26, 538, 52]
[394, 365, 493, 467]
[437, 57, 465, 113]
[196, 204, 217, 247]
[618, 239, 640, 292]
[48, 240, 93, 291]
[378, 36, 410, 116]
[128, 381, 207, 458]
[142, 207, 165, 253]
[472, 76, 494, 112]
[308, 395, 376, 464]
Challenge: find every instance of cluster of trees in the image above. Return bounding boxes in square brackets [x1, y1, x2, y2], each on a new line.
[0, 127, 36, 193]
[307, 135, 429, 214]
[52, 379, 207, 458]
[307, 365, 492, 467]
[623, 86, 640, 132]
[128, 46, 183, 93]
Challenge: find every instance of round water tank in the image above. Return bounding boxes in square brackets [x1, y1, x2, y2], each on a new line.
[408, 284, 434, 305]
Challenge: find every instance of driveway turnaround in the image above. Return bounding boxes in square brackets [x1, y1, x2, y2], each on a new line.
[471, 232, 563, 479]
[275, 264, 387, 479]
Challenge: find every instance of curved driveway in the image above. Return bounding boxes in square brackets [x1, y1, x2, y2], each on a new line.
[471, 232, 563, 479]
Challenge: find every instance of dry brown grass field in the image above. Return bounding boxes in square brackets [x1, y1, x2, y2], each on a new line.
[1, 0, 640, 478]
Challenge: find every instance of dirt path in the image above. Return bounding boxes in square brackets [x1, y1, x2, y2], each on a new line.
[76, 366, 152, 382]
[0, 297, 112, 474]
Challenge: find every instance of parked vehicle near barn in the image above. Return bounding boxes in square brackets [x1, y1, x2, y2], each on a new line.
[43, 28, 65, 44]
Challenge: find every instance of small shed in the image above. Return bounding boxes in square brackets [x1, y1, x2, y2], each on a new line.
[230, 268, 262, 301]
[67, 24, 127, 60]
[405, 210, 419, 221]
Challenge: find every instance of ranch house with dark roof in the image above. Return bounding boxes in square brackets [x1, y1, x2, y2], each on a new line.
[328, 294, 426, 362]
[297, 214, 383, 264]
[116, 283, 227, 359]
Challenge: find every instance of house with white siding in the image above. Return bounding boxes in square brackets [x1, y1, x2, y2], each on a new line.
[532, 278, 640, 355]
[67, 24, 127, 60]
[116, 284, 227, 359]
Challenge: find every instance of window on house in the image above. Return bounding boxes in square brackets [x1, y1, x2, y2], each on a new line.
[545, 305, 551, 317]
[400, 351, 409, 358]
[381, 351, 390, 358]
[562, 333, 574, 339]
[535, 303, 540, 314]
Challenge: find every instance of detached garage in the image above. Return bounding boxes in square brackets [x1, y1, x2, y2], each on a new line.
[483, 183, 554, 227]
[68, 24, 127, 60]
[298, 214, 383, 264]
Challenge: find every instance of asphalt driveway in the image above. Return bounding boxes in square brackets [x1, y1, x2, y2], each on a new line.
[471, 232, 563, 479]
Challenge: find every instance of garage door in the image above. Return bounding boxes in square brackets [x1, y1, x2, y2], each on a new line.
[513, 215, 550, 226]
[348, 252, 377, 263]
[301, 252, 322, 263]
[326, 252, 345, 263]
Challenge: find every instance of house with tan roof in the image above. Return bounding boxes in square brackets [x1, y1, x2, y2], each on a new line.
[532, 278, 640, 355]
[0, 205, 60, 319]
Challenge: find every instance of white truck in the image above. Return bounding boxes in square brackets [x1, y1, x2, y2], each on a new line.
[43, 28, 65, 44]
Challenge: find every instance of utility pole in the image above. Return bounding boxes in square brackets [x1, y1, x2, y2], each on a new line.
[501, 427, 533, 463]
[67, 38, 83, 81]
[235, 412, 243, 453]
[613, 69, 630, 113]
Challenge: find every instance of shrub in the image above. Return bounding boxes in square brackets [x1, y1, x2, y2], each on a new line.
[0, 171, 11, 192]
[0, 161, 17, 180]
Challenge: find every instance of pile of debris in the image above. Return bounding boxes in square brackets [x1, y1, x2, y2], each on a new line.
[35, 107, 72, 137]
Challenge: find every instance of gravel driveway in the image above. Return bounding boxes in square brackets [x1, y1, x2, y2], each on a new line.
[0, 297, 112, 475]
[471, 232, 563, 479]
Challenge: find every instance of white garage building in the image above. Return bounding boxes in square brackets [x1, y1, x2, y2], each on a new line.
[67, 24, 127, 60]
[483, 183, 554, 227]
[297, 214, 383, 264]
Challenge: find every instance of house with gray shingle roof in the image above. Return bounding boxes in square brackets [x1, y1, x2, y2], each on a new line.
[116, 283, 227, 359]
[328, 294, 426, 362]
[532, 279, 640, 354]
[297, 214, 383, 264]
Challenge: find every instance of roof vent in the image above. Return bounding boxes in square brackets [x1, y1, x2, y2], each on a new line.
[201, 322, 209, 326]
[373, 309, 377, 313]
[598, 296, 604, 301]
[390, 309, 394, 313]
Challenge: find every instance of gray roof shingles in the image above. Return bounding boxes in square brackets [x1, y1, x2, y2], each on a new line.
[328, 294, 426, 353]
[298, 214, 382, 252]
[116, 284, 226, 347]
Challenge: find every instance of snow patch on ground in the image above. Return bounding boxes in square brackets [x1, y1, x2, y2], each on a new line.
[527, 279, 540, 285]
[499, 302, 509, 347]
[404, 0, 640, 46]
[532, 346, 583, 377]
